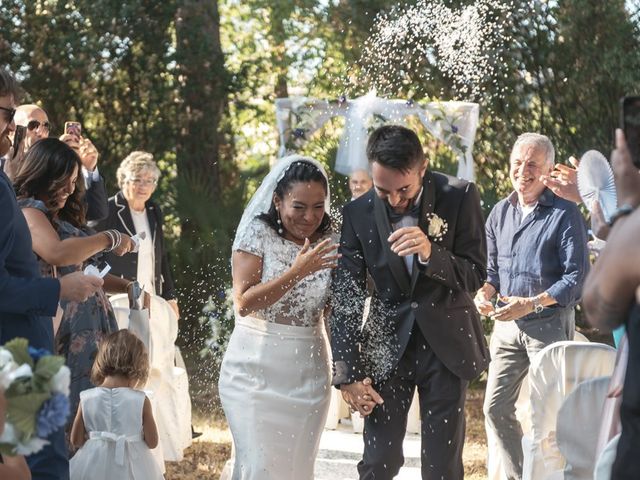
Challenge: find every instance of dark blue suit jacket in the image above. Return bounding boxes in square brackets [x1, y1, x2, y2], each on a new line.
[0, 171, 68, 480]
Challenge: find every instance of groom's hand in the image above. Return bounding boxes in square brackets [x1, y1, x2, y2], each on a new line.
[340, 377, 384, 417]
[388, 227, 431, 262]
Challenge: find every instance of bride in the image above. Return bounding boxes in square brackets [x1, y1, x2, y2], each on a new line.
[218, 155, 339, 479]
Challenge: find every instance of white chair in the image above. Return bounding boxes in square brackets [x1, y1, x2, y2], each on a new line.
[521, 341, 616, 480]
[556, 376, 611, 480]
[593, 433, 620, 480]
[110, 294, 193, 461]
[487, 331, 586, 480]
[596, 335, 628, 459]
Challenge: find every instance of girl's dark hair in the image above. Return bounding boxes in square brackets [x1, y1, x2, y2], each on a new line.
[13, 138, 86, 227]
[366, 125, 425, 172]
[258, 159, 332, 236]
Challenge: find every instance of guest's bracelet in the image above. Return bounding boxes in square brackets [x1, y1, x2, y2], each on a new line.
[608, 204, 635, 227]
[103, 229, 122, 252]
[103, 230, 115, 251]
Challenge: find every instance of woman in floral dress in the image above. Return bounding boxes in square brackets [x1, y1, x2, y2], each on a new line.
[13, 138, 135, 419]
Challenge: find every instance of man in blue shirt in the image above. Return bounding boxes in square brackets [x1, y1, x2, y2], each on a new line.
[474, 133, 589, 480]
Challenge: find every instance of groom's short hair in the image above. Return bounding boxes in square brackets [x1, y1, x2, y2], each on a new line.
[366, 125, 425, 172]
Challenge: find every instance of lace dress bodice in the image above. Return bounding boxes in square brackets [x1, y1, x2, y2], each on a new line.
[234, 219, 334, 327]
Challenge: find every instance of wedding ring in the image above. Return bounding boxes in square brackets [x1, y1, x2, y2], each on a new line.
[412, 238, 417, 246]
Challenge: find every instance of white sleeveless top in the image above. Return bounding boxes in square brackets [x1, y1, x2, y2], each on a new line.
[70, 387, 164, 480]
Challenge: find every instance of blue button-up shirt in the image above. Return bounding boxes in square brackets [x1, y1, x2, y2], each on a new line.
[486, 188, 589, 307]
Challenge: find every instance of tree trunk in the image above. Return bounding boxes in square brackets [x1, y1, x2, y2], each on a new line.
[175, 0, 226, 206]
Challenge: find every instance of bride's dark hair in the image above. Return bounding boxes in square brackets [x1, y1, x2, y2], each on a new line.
[258, 160, 332, 236]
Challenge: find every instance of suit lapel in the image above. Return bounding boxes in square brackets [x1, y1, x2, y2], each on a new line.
[410, 172, 436, 292]
[115, 192, 136, 237]
[373, 192, 411, 293]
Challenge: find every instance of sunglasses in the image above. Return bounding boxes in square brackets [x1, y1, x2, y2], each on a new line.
[0, 106, 16, 124]
[27, 120, 51, 132]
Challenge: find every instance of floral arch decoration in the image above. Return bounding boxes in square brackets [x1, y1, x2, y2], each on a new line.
[275, 91, 480, 181]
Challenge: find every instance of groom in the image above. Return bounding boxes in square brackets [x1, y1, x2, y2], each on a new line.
[331, 125, 489, 479]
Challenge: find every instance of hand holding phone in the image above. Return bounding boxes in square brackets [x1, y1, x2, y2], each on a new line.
[64, 121, 82, 137]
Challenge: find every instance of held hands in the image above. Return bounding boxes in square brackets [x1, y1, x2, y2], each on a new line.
[490, 295, 533, 322]
[388, 226, 431, 262]
[291, 238, 340, 279]
[340, 377, 384, 417]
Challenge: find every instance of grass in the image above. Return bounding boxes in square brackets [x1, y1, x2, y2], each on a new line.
[164, 386, 489, 480]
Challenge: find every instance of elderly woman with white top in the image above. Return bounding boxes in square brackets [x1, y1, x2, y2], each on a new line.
[97, 151, 178, 317]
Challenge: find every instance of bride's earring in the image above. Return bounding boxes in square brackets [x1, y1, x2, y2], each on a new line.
[276, 208, 283, 235]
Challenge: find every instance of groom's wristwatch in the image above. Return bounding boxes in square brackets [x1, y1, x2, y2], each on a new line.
[531, 298, 544, 314]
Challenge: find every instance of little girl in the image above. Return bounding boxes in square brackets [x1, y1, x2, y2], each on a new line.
[69, 330, 164, 480]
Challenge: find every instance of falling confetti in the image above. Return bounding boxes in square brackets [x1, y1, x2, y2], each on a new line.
[358, 0, 516, 101]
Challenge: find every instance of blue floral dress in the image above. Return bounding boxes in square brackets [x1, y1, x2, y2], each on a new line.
[18, 198, 118, 419]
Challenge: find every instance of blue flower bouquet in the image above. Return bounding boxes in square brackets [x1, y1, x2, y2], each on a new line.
[0, 338, 70, 456]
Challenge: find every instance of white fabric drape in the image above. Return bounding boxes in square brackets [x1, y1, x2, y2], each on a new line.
[275, 93, 480, 181]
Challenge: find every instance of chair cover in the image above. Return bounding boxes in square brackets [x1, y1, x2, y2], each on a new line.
[522, 341, 616, 480]
[487, 331, 588, 480]
[593, 433, 620, 480]
[109, 294, 193, 461]
[556, 376, 611, 480]
[596, 335, 628, 458]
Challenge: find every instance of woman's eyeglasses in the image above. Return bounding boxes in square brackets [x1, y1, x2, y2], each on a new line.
[27, 120, 51, 132]
[0, 106, 16, 124]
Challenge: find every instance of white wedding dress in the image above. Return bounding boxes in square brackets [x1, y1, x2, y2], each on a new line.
[218, 218, 333, 480]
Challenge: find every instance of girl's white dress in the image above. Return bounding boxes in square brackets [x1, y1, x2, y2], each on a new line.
[70, 387, 164, 480]
[218, 219, 333, 480]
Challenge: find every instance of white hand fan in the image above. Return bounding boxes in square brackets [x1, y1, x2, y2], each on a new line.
[577, 150, 617, 222]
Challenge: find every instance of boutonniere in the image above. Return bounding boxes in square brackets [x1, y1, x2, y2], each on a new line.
[426, 213, 448, 241]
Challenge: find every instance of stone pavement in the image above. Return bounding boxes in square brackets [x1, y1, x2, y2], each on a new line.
[315, 422, 422, 479]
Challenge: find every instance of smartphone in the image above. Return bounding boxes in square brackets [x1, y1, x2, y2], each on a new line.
[11, 125, 26, 160]
[620, 96, 640, 169]
[64, 121, 82, 137]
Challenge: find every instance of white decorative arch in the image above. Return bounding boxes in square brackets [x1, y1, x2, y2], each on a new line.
[275, 91, 480, 181]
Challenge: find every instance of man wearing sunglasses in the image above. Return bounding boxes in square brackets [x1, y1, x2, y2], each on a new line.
[12, 104, 108, 223]
[1, 68, 105, 480]
[14, 104, 50, 150]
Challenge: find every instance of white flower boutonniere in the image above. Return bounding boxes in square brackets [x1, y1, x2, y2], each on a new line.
[426, 213, 448, 241]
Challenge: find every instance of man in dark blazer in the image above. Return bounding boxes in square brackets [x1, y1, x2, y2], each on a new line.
[0, 68, 102, 480]
[331, 125, 489, 479]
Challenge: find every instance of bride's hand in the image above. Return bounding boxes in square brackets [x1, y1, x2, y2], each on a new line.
[291, 238, 340, 279]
